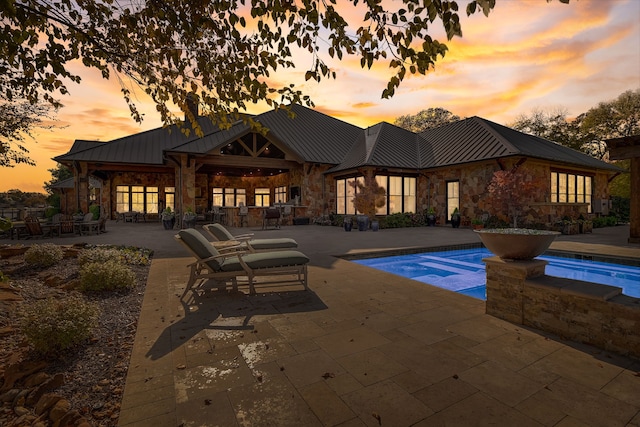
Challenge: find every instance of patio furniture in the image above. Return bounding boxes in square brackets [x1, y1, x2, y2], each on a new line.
[238, 203, 248, 227]
[78, 213, 100, 235]
[281, 205, 292, 226]
[23, 215, 56, 239]
[175, 228, 309, 295]
[262, 208, 280, 230]
[203, 223, 298, 252]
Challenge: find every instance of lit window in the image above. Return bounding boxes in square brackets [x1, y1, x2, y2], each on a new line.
[551, 171, 593, 213]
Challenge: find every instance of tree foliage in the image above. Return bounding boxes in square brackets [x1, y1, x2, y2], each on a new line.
[0, 0, 508, 130]
[509, 88, 640, 161]
[351, 174, 386, 219]
[394, 107, 461, 132]
[0, 100, 56, 167]
[485, 164, 542, 228]
[44, 164, 73, 194]
[578, 88, 640, 160]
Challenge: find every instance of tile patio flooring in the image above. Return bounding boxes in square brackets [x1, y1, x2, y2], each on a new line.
[15, 221, 640, 426]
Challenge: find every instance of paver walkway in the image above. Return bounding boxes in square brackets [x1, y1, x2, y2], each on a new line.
[11, 221, 638, 426]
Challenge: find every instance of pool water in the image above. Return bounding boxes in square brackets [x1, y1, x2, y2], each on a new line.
[353, 248, 640, 300]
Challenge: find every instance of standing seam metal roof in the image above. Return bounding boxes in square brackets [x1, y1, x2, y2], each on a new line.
[53, 107, 619, 173]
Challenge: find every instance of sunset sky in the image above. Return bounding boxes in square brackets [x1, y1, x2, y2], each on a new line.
[2, 0, 639, 193]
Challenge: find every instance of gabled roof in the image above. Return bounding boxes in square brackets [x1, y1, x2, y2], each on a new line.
[257, 104, 362, 164]
[54, 105, 361, 166]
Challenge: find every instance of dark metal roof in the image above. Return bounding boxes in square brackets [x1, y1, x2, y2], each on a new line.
[53, 107, 620, 173]
[257, 104, 362, 164]
[328, 123, 423, 173]
[419, 116, 620, 171]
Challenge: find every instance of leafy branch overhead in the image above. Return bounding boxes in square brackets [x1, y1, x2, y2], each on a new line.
[0, 0, 516, 129]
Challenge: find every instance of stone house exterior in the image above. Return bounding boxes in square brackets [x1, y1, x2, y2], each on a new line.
[53, 104, 620, 228]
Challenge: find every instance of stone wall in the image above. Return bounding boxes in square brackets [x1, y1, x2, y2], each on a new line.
[484, 257, 640, 358]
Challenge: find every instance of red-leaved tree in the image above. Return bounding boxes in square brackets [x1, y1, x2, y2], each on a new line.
[486, 165, 541, 228]
[350, 174, 386, 220]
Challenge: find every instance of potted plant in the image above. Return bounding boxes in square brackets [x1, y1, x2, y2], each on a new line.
[426, 207, 436, 226]
[471, 218, 484, 230]
[183, 207, 197, 229]
[478, 164, 558, 260]
[161, 207, 175, 230]
[577, 214, 592, 234]
[560, 216, 578, 235]
[343, 216, 353, 232]
[350, 174, 386, 231]
[450, 208, 461, 228]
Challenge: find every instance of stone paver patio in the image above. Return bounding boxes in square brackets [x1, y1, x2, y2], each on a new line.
[17, 221, 639, 426]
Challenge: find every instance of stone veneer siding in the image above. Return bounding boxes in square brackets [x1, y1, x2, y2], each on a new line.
[484, 257, 640, 358]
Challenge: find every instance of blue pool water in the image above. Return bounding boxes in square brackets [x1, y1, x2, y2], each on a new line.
[353, 248, 640, 300]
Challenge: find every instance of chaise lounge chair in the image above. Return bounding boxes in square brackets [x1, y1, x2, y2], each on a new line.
[175, 228, 309, 295]
[202, 223, 298, 252]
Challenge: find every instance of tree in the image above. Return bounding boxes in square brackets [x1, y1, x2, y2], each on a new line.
[1, 0, 575, 131]
[0, 101, 57, 167]
[485, 164, 541, 228]
[578, 88, 640, 160]
[351, 174, 386, 221]
[394, 107, 461, 132]
[44, 164, 73, 195]
[509, 107, 583, 152]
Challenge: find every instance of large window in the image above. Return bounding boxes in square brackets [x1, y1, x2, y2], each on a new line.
[336, 177, 362, 215]
[446, 181, 460, 221]
[551, 172, 593, 212]
[213, 188, 246, 207]
[274, 186, 287, 203]
[116, 185, 158, 213]
[336, 175, 416, 215]
[255, 188, 270, 207]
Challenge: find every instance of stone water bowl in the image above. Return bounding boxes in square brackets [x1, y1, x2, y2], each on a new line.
[475, 228, 560, 260]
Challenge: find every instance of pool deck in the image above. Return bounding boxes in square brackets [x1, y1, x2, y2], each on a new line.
[7, 222, 640, 426]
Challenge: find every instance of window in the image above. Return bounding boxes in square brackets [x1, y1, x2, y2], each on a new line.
[337, 175, 416, 215]
[146, 187, 158, 213]
[116, 186, 158, 213]
[446, 181, 460, 220]
[213, 188, 246, 207]
[336, 177, 361, 215]
[116, 186, 129, 213]
[165, 187, 175, 212]
[255, 188, 270, 207]
[274, 186, 287, 203]
[551, 172, 593, 212]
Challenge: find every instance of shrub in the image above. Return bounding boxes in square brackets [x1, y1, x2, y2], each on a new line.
[79, 260, 137, 291]
[382, 212, 413, 228]
[24, 243, 64, 267]
[20, 294, 99, 356]
[118, 246, 153, 265]
[78, 247, 123, 266]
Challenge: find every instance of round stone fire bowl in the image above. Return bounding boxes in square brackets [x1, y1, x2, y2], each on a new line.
[475, 228, 560, 260]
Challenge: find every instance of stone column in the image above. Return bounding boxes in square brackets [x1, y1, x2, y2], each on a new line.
[483, 256, 547, 324]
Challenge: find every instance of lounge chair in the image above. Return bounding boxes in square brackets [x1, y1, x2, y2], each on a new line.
[202, 223, 298, 252]
[175, 228, 309, 295]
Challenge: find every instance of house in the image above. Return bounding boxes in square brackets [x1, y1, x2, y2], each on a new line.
[53, 104, 621, 228]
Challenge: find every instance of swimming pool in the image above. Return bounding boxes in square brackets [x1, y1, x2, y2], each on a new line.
[353, 248, 640, 300]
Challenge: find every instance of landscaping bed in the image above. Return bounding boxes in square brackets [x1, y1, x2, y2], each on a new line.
[0, 243, 151, 427]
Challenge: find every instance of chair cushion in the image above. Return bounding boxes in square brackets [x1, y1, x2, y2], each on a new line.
[178, 229, 222, 271]
[206, 223, 234, 241]
[219, 250, 309, 272]
[249, 238, 298, 250]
